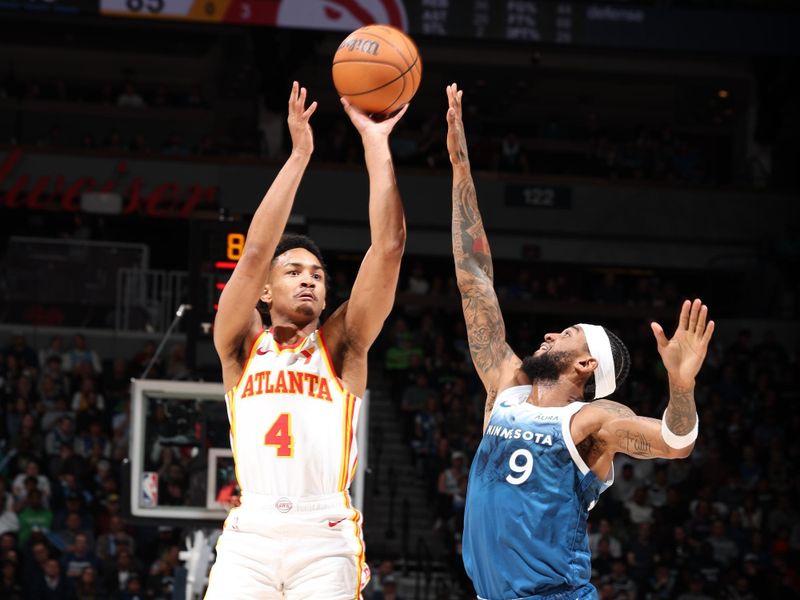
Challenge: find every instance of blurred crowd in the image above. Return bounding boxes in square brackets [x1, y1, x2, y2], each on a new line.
[0, 332, 189, 599]
[374, 264, 799, 599]
[1, 74, 733, 187]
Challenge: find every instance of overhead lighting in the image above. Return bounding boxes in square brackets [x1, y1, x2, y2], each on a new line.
[718, 89, 730, 99]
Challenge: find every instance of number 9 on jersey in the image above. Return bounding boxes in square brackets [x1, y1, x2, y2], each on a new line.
[506, 448, 534, 485]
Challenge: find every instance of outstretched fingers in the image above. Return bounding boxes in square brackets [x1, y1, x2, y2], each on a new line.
[302, 101, 318, 119]
[695, 302, 708, 336]
[676, 299, 691, 333]
[289, 81, 313, 117]
[688, 298, 702, 333]
[702, 319, 716, 345]
[651, 321, 669, 348]
[447, 83, 463, 116]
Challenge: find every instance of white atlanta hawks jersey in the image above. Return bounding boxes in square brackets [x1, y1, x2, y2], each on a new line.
[225, 328, 361, 497]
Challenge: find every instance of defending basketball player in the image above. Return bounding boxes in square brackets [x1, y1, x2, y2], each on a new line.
[204, 82, 408, 599]
[445, 83, 715, 600]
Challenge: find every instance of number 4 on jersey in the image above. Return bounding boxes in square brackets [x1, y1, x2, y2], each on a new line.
[265, 413, 293, 457]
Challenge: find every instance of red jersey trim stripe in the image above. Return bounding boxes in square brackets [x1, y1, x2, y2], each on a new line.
[338, 393, 353, 491]
[268, 328, 311, 353]
[316, 328, 347, 396]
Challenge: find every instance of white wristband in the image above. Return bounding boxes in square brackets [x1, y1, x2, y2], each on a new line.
[661, 410, 699, 449]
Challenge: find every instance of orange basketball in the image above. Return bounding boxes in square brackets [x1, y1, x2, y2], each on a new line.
[332, 24, 422, 115]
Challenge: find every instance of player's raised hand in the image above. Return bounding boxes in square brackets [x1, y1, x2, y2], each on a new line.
[446, 83, 469, 169]
[651, 299, 715, 387]
[288, 81, 318, 158]
[340, 97, 409, 139]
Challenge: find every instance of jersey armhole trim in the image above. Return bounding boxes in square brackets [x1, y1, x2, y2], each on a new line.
[562, 402, 591, 476]
[317, 327, 360, 401]
[490, 385, 532, 417]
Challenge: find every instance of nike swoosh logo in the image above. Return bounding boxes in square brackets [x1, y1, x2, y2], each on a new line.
[328, 518, 347, 528]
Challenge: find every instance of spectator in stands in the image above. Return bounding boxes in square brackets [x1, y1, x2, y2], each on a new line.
[55, 511, 95, 553]
[166, 344, 190, 380]
[61, 532, 97, 582]
[17, 490, 52, 546]
[75, 421, 110, 461]
[24, 540, 50, 576]
[145, 545, 179, 598]
[365, 558, 397, 600]
[63, 335, 102, 377]
[648, 564, 677, 599]
[611, 462, 640, 505]
[601, 559, 637, 599]
[45, 415, 76, 458]
[40, 355, 70, 401]
[121, 572, 144, 600]
[589, 518, 622, 559]
[117, 83, 145, 108]
[435, 451, 467, 530]
[96, 515, 135, 565]
[4, 334, 38, 374]
[31, 558, 74, 600]
[0, 488, 18, 537]
[648, 464, 670, 508]
[400, 373, 433, 440]
[626, 486, 654, 525]
[38, 337, 64, 369]
[102, 547, 141, 596]
[11, 461, 51, 507]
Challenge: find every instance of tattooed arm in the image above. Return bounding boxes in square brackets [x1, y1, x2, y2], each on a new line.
[572, 299, 715, 477]
[447, 84, 520, 421]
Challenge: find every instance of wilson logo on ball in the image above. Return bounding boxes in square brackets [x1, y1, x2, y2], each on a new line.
[338, 38, 380, 56]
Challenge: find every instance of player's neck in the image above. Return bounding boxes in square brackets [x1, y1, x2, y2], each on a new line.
[526, 379, 584, 407]
[269, 318, 318, 345]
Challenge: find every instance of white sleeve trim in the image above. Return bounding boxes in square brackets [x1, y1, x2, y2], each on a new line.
[561, 402, 590, 476]
[661, 410, 699, 449]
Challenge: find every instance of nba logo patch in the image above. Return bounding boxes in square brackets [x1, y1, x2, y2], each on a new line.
[141, 472, 158, 508]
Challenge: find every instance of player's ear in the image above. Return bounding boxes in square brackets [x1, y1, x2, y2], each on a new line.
[575, 356, 597, 378]
[261, 284, 272, 305]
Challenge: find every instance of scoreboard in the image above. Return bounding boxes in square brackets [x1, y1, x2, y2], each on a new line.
[99, 0, 278, 23]
[92, 0, 797, 55]
[188, 220, 244, 326]
[3, 0, 795, 54]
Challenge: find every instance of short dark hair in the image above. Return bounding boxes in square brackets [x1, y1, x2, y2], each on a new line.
[272, 234, 326, 269]
[256, 234, 328, 324]
[583, 327, 630, 401]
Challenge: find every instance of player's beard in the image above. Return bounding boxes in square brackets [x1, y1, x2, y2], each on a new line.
[520, 351, 573, 384]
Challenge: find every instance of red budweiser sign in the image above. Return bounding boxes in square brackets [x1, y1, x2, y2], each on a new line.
[0, 148, 219, 218]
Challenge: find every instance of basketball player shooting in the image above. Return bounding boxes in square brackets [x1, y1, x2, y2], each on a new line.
[445, 83, 715, 600]
[205, 82, 408, 599]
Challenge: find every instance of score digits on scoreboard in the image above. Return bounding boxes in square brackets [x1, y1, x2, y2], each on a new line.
[100, 0, 225, 20]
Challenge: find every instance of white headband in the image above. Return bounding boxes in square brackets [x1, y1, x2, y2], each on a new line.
[578, 323, 616, 399]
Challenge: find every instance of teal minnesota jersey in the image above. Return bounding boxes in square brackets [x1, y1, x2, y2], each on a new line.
[463, 385, 614, 600]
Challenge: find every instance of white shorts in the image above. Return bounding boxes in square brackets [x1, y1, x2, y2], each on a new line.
[204, 491, 369, 600]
